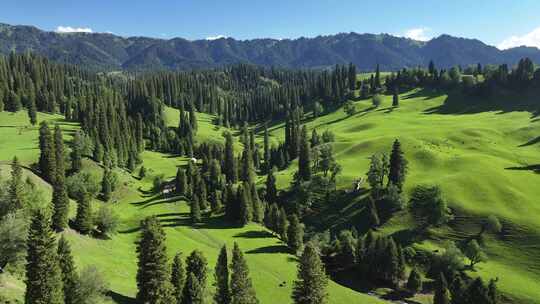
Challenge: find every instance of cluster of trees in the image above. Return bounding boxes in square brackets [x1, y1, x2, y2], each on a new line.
[24, 210, 109, 304]
[382, 57, 540, 102]
[37, 121, 119, 237]
[136, 216, 260, 304]
[136, 215, 329, 304]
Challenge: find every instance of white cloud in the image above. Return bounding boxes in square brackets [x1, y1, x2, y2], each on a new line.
[498, 27, 540, 49]
[206, 35, 227, 41]
[403, 27, 432, 41]
[55, 26, 93, 33]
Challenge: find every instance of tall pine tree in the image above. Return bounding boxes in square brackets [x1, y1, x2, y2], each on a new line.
[292, 243, 328, 304]
[298, 126, 311, 181]
[136, 216, 174, 304]
[214, 245, 231, 304]
[57, 235, 81, 304]
[388, 139, 407, 192]
[230, 243, 259, 304]
[24, 210, 63, 304]
[171, 252, 186, 304]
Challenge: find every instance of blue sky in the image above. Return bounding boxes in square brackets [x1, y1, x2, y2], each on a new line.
[2, 0, 540, 49]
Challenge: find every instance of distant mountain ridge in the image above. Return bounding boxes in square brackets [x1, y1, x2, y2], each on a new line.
[1, 22, 539, 71]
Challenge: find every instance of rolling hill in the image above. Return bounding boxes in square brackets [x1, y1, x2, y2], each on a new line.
[1, 87, 540, 303]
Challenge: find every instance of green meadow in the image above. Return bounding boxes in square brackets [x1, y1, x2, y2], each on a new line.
[1, 87, 540, 303]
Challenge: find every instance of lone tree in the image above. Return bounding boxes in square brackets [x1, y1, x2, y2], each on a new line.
[171, 252, 186, 304]
[392, 87, 399, 107]
[265, 169, 278, 204]
[292, 243, 328, 304]
[230, 243, 259, 304]
[57, 235, 81, 304]
[287, 214, 304, 254]
[298, 125, 312, 181]
[343, 100, 357, 116]
[28, 98, 37, 125]
[75, 193, 93, 234]
[214, 245, 231, 304]
[433, 273, 451, 304]
[190, 194, 202, 224]
[185, 250, 208, 291]
[6, 156, 24, 215]
[70, 130, 83, 173]
[464, 239, 487, 269]
[38, 121, 56, 182]
[388, 139, 407, 192]
[409, 185, 448, 229]
[136, 216, 174, 304]
[479, 215, 502, 236]
[406, 268, 422, 294]
[25, 210, 63, 304]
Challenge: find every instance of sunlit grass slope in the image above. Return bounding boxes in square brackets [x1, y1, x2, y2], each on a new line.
[263, 88, 540, 303]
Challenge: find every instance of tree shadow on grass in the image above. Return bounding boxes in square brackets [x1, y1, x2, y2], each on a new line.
[233, 230, 274, 239]
[107, 291, 137, 304]
[505, 164, 540, 174]
[519, 136, 540, 147]
[131, 195, 181, 209]
[246, 245, 289, 254]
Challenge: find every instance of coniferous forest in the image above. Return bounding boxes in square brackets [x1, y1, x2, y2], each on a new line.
[1, 14, 540, 304]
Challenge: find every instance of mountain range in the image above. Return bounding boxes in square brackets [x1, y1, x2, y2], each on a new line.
[1, 22, 539, 71]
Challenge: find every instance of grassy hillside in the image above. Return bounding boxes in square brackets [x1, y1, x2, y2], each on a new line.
[2, 88, 540, 303]
[262, 89, 540, 303]
[0, 110, 386, 304]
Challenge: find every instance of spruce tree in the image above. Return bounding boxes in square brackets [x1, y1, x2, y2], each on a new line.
[6, 156, 24, 216]
[176, 168, 187, 197]
[265, 169, 277, 204]
[185, 250, 208, 299]
[434, 273, 451, 304]
[101, 169, 113, 202]
[241, 142, 255, 183]
[191, 194, 202, 223]
[51, 169, 69, 231]
[392, 87, 399, 107]
[182, 272, 204, 304]
[287, 214, 304, 254]
[75, 193, 93, 234]
[214, 245, 231, 304]
[278, 207, 289, 242]
[54, 125, 65, 176]
[298, 126, 311, 181]
[406, 268, 422, 294]
[136, 216, 174, 304]
[250, 182, 264, 223]
[388, 139, 407, 192]
[171, 252, 186, 304]
[292, 243, 328, 304]
[230, 243, 259, 304]
[263, 124, 271, 173]
[24, 210, 63, 304]
[28, 98, 37, 126]
[224, 132, 238, 183]
[38, 121, 56, 182]
[57, 235, 81, 304]
[70, 130, 83, 173]
[238, 183, 253, 226]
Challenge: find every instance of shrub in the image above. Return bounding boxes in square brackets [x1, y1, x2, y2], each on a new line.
[372, 94, 383, 107]
[66, 171, 100, 199]
[78, 265, 109, 304]
[94, 205, 119, 237]
[153, 174, 166, 192]
[343, 100, 357, 116]
[322, 130, 335, 143]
